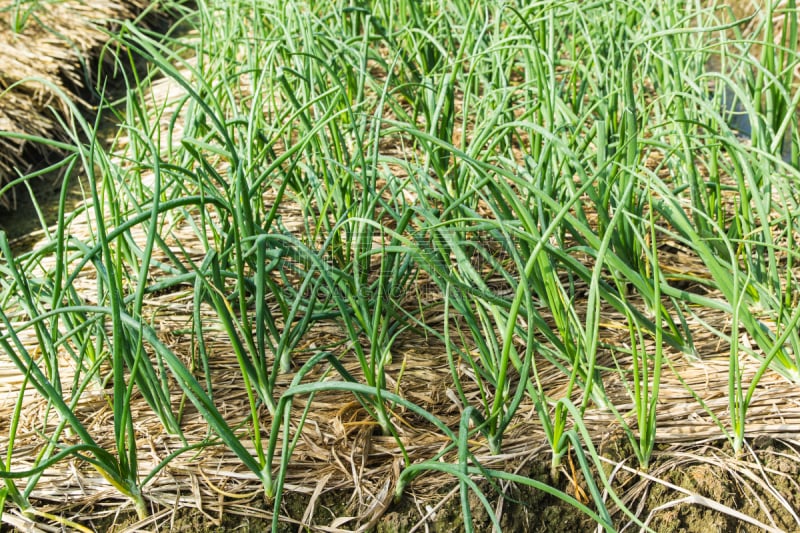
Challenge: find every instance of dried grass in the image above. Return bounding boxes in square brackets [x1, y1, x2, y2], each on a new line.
[0, 0, 154, 209]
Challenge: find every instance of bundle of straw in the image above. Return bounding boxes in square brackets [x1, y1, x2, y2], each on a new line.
[0, 0, 152, 209]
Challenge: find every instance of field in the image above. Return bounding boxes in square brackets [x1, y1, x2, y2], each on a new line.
[2, 0, 800, 531]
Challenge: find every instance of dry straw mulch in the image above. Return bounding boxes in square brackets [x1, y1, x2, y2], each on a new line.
[3, 18, 800, 533]
[0, 0, 154, 209]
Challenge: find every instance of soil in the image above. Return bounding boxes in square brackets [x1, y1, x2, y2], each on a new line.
[642, 438, 800, 533]
[89, 459, 591, 532]
[0, 171, 88, 248]
[80, 437, 800, 532]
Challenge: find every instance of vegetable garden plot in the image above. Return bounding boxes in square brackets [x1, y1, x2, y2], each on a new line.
[3, 1, 800, 531]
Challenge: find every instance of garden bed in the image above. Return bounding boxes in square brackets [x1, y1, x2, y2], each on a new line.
[2, 1, 800, 531]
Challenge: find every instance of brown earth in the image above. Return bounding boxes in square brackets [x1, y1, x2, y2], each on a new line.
[79, 437, 799, 532]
